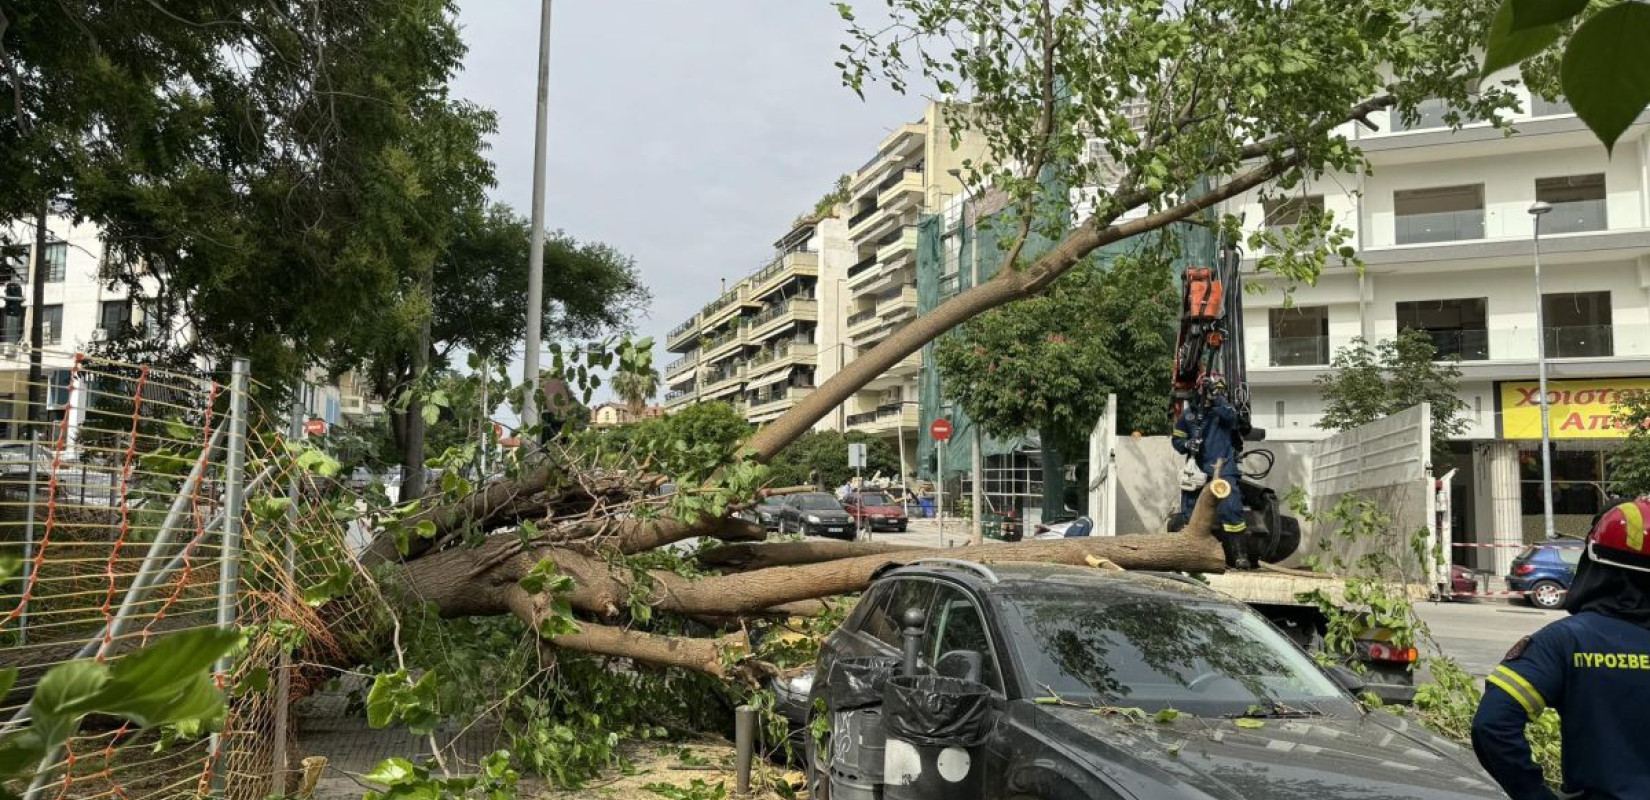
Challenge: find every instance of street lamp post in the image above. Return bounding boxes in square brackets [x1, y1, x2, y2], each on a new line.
[1529, 201, 1555, 541]
[522, 0, 553, 430]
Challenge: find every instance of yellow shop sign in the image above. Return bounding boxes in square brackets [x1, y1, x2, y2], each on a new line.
[1499, 378, 1650, 439]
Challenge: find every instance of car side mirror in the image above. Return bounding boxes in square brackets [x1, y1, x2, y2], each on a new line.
[1326, 665, 1367, 696]
[936, 650, 984, 683]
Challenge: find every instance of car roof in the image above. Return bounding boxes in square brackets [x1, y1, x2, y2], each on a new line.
[880, 560, 1229, 603]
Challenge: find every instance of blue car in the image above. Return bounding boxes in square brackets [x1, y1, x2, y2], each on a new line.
[1507, 538, 1584, 609]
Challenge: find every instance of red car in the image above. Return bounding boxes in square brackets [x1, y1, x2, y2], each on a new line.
[1450, 563, 1478, 599]
[842, 491, 908, 532]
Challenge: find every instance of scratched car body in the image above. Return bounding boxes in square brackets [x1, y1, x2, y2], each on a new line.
[800, 561, 1506, 800]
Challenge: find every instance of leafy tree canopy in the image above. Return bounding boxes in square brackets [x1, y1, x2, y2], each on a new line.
[935, 251, 1177, 462]
[766, 430, 901, 490]
[1315, 330, 1469, 462]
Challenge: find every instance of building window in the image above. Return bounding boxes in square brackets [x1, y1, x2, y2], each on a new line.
[1392, 98, 1453, 132]
[99, 300, 132, 335]
[1397, 298, 1488, 360]
[2, 246, 26, 283]
[1394, 185, 1485, 244]
[1529, 95, 1573, 117]
[1263, 196, 1325, 243]
[38, 304, 62, 346]
[1536, 174, 1606, 234]
[0, 312, 20, 345]
[1543, 291, 1612, 358]
[1268, 306, 1329, 366]
[39, 243, 65, 283]
[48, 369, 71, 408]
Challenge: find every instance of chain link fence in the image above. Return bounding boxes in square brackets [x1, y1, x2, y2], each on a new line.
[2, 348, 378, 800]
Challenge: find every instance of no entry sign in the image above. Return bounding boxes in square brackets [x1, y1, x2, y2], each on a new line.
[304, 418, 327, 437]
[930, 418, 953, 441]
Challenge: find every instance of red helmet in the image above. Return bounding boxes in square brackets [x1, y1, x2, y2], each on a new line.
[1587, 499, 1650, 573]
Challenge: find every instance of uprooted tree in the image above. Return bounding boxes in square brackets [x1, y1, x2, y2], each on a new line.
[342, 0, 1521, 755]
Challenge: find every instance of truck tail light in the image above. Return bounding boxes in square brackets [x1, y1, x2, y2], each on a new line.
[1367, 642, 1419, 663]
[1514, 564, 1535, 576]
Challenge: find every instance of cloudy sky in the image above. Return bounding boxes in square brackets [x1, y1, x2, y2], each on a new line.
[450, 1, 916, 398]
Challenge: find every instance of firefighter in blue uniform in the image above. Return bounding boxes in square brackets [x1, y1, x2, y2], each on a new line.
[1171, 373, 1249, 567]
[1472, 498, 1650, 800]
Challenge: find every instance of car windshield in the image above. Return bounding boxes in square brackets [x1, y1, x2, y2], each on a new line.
[794, 494, 841, 511]
[759, 496, 786, 508]
[1000, 590, 1357, 717]
[857, 493, 889, 506]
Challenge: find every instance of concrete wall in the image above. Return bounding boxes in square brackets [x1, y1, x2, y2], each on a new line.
[812, 216, 853, 432]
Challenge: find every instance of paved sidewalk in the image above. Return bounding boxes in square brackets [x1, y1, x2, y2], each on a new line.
[293, 677, 503, 800]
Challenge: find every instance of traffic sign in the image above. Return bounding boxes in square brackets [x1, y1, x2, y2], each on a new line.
[848, 442, 867, 468]
[304, 418, 327, 437]
[930, 418, 953, 441]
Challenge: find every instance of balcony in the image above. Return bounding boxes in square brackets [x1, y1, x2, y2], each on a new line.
[847, 254, 885, 293]
[1539, 199, 1607, 235]
[664, 352, 698, 379]
[749, 250, 820, 298]
[667, 315, 700, 351]
[702, 365, 746, 397]
[702, 285, 755, 329]
[848, 204, 880, 232]
[1268, 336, 1331, 367]
[876, 227, 919, 265]
[876, 285, 918, 319]
[1545, 324, 1615, 359]
[747, 297, 819, 342]
[747, 340, 818, 377]
[846, 403, 920, 436]
[846, 307, 881, 338]
[876, 167, 924, 214]
[1394, 209, 1485, 245]
[703, 327, 747, 361]
[747, 383, 814, 417]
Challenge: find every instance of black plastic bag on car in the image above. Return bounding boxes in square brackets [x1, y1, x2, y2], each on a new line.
[827, 656, 903, 711]
[882, 675, 990, 746]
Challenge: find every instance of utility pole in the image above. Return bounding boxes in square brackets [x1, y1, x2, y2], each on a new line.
[27, 199, 47, 427]
[522, 0, 553, 430]
[1529, 201, 1555, 541]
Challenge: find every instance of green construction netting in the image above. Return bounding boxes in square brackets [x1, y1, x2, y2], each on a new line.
[915, 179, 1217, 483]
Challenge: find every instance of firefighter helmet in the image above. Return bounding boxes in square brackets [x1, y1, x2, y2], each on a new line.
[1586, 499, 1650, 573]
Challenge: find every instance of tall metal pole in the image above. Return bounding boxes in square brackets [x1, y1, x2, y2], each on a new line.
[937, 441, 946, 547]
[521, 0, 554, 430]
[209, 358, 250, 793]
[18, 430, 36, 645]
[27, 200, 48, 427]
[1529, 202, 1555, 540]
[271, 384, 303, 794]
[971, 427, 983, 545]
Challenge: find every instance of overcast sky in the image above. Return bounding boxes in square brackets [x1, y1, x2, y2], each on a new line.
[451, 1, 916, 402]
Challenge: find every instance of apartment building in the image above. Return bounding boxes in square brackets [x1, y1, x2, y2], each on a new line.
[829, 103, 985, 472]
[663, 217, 837, 424]
[1229, 88, 1650, 570]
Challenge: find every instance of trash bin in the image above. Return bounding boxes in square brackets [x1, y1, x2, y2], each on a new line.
[881, 675, 990, 800]
[826, 657, 901, 800]
[918, 498, 935, 518]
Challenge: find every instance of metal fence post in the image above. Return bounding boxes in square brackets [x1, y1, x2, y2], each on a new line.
[209, 358, 250, 794]
[18, 430, 38, 646]
[270, 383, 302, 794]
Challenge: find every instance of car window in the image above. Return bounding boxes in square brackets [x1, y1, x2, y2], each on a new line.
[923, 584, 1003, 692]
[999, 589, 1357, 716]
[759, 496, 785, 508]
[858, 493, 889, 506]
[1558, 545, 1583, 566]
[856, 579, 936, 650]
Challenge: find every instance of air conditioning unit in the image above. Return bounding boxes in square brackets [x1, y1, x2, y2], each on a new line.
[90, 328, 108, 342]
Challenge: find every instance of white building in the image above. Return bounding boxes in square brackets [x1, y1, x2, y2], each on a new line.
[1228, 89, 1650, 572]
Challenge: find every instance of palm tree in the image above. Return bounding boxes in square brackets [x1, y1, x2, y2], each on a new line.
[613, 368, 659, 418]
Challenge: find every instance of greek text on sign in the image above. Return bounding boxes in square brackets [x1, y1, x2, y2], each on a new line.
[1498, 378, 1650, 440]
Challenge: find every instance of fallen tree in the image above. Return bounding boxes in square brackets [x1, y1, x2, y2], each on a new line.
[340, 0, 1514, 726]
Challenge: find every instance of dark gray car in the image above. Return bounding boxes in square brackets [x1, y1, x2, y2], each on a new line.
[777, 492, 855, 539]
[802, 561, 1506, 800]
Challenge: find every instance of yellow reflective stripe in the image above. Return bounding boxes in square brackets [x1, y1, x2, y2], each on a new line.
[1495, 665, 1547, 712]
[1486, 674, 1537, 719]
[1620, 502, 1646, 552]
[1173, 429, 1188, 438]
[1222, 522, 1248, 532]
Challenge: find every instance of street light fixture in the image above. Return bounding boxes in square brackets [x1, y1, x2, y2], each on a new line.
[1529, 200, 1555, 542]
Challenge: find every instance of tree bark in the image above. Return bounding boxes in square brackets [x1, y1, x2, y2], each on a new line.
[698, 539, 923, 571]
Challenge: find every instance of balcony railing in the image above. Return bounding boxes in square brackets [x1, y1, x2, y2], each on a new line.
[847, 255, 878, 281]
[1539, 198, 1607, 235]
[1395, 209, 1485, 245]
[749, 295, 817, 328]
[1268, 336, 1331, 367]
[876, 166, 923, 194]
[748, 337, 816, 369]
[665, 389, 693, 402]
[704, 328, 743, 353]
[938, 273, 961, 298]
[847, 308, 877, 326]
[668, 318, 698, 340]
[702, 287, 744, 318]
[1417, 329, 1490, 361]
[1545, 324, 1614, 358]
[664, 353, 698, 373]
[849, 205, 879, 228]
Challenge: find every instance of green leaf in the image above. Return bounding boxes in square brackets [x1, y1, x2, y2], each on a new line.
[1153, 708, 1181, 724]
[99, 627, 239, 727]
[1481, 0, 1561, 77]
[366, 670, 404, 729]
[1509, 0, 1586, 32]
[0, 555, 17, 584]
[0, 669, 14, 701]
[414, 520, 437, 540]
[30, 660, 110, 743]
[421, 402, 440, 426]
[295, 447, 342, 478]
[363, 757, 421, 786]
[1234, 718, 1266, 729]
[1562, 3, 1650, 154]
[1033, 696, 1059, 705]
[0, 728, 48, 779]
[234, 666, 271, 697]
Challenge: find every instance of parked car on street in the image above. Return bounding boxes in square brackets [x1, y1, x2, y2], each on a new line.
[1507, 538, 1584, 609]
[747, 495, 786, 531]
[1450, 563, 1478, 599]
[776, 492, 855, 539]
[799, 561, 1503, 800]
[841, 491, 907, 532]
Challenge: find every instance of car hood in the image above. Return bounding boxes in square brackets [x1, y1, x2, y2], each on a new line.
[1036, 706, 1503, 800]
[801, 510, 852, 521]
